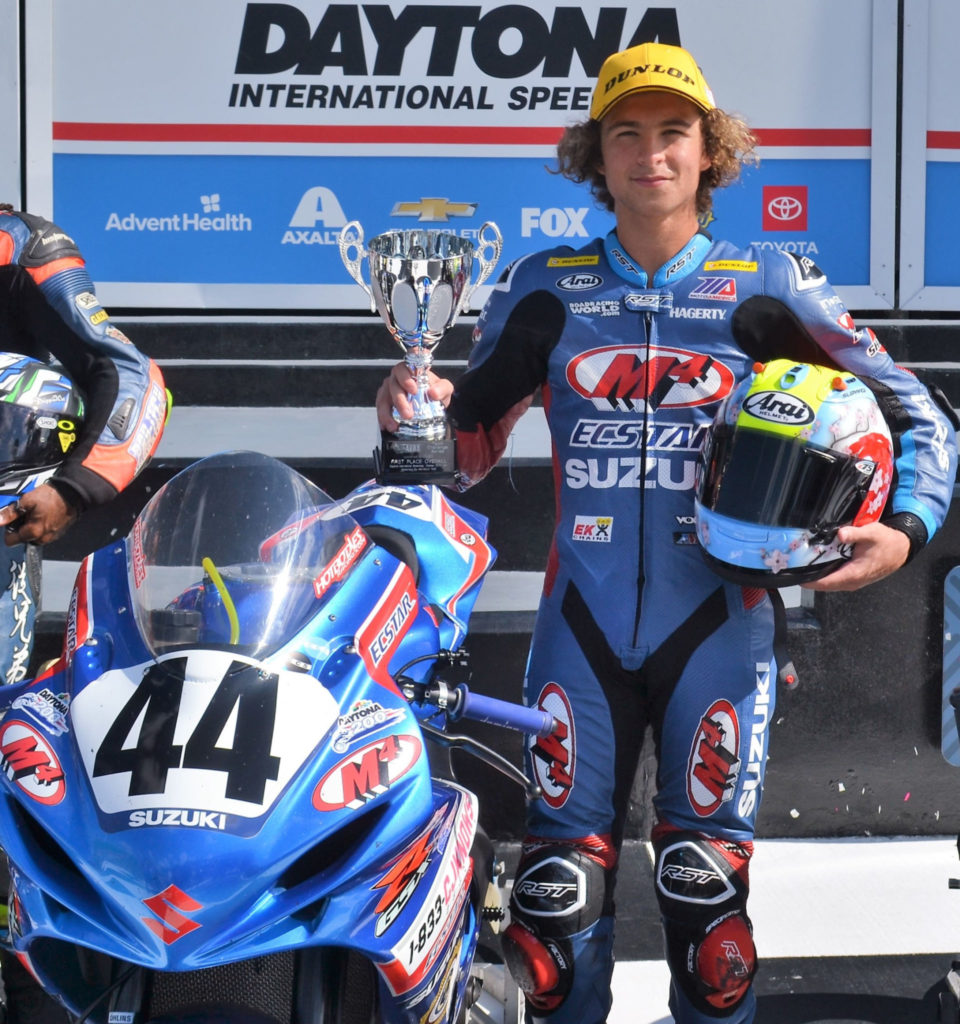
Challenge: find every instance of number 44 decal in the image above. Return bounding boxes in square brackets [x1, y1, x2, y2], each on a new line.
[73, 651, 340, 820]
[93, 658, 281, 804]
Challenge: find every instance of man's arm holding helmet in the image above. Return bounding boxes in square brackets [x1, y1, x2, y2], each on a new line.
[0, 246, 166, 544]
[746, 254, 958, 590]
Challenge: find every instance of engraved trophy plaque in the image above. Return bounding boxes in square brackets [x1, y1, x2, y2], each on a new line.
[338, 220, 502, 485]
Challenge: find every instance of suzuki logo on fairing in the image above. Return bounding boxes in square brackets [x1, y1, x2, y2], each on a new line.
[566, 346, 735, 412]
[141, 884, 203, 945]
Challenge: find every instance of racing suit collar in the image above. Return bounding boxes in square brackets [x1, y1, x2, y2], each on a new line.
[603, 229, 712, 288]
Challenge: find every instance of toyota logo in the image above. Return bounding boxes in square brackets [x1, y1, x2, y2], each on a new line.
[767, 196, 804, 222]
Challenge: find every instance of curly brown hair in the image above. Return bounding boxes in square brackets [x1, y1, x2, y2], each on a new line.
[554, 107, 758, 216]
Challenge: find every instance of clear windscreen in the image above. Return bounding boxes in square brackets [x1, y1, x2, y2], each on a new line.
[128, 451, 363, 659]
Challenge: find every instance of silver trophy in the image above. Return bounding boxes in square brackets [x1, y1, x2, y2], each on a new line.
[339, 220, 502, 485]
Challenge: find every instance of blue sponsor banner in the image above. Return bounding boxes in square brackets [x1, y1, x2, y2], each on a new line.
[53, 153, 871, 301]
[923, 162, 960, 288]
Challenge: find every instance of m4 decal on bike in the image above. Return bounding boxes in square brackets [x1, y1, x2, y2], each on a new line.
[312, 733, 422, 811]
[0, 720, 65, 805]
[70, 650, 340, 831]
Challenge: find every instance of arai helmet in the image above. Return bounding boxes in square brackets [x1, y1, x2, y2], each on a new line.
[694, 359, 893, 585]
[0, 352, 84, 507]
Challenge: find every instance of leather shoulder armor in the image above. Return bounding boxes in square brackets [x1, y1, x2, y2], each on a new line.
[16, 212, 83, 268]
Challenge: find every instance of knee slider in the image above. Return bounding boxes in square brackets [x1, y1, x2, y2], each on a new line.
[653, 831, 756, 1015]
[503, 840, 610, 1010]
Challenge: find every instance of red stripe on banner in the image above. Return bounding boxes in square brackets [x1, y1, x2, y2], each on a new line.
[52, 122, 565, 145]
[52, 122, 873, 147]
[928, 131, 960, 150]
[753, 128, 872, 146]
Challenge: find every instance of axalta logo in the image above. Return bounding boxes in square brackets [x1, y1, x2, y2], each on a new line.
[743, 390, 815, 425]
[522, 208, 589, 238]
[566, 345, 735, 412]
[282, 187, 346, 245]
[687, 699, 740, 817]
[106, 195, 252, 234]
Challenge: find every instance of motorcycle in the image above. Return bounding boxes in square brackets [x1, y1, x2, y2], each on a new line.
[0, 450, 554, 1024]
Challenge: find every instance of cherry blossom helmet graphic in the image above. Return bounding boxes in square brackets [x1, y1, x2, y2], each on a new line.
[0, 352, 84, 509]
[694, 359, 894, 585]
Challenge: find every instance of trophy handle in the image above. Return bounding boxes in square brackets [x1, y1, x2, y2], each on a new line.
[461, 221, 503, 311]
[338, 221, 375, 310]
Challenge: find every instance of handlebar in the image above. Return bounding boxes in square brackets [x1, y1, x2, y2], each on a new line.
[402, 677, 556, 738]
[448, 685, 556, 737]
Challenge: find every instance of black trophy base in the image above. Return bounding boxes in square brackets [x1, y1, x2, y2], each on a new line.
[374, 428, 460, 487]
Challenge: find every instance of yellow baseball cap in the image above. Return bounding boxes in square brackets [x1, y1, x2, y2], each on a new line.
[590, 42, 715, 121]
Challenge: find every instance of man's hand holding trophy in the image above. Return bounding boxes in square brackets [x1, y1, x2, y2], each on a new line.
[339, 220, 502, 486]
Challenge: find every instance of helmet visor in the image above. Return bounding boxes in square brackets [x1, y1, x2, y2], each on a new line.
[0, 406, 70, 476]
[698, 425, 876, 535]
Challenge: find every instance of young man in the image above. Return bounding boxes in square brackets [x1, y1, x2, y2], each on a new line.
[377, 43, 956, 1023]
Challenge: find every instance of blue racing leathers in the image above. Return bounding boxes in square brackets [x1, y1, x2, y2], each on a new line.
[448, 229, 956, 1023]
[0, 209, 167, 683]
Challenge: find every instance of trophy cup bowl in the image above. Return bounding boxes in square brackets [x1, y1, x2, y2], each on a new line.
[339, 220, 502, 485]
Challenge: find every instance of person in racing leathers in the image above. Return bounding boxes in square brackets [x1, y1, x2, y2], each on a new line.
[0, 205, 167, 682]
[376, 43, 957, 1024]
[0, 205, 167, 1022]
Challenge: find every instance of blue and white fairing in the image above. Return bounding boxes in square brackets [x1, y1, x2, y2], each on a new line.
[0, 451, 496, 1021]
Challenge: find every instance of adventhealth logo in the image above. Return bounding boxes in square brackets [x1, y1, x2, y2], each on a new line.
[105, 195, 252, 233]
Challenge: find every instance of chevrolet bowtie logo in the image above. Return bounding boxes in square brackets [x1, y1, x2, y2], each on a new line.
[390, 198, 478, 222]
